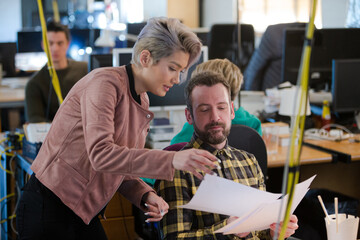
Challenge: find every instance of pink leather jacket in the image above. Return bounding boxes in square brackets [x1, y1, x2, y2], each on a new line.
[31, 66, 175, 224]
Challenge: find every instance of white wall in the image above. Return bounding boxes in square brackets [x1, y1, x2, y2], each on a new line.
[0, 0, 166, 43]
[0, 0, 21, 42]
[202, 0, 237, 28]
[321, 0, 349, 28]
[201, 0, 350, 30]
[143, 0, 167, 20]
[0, 0, 352, 42]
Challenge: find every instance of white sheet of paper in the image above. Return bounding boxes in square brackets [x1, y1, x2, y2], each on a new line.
[179, 174, 282, 217]
[180, 174, 316, 234]
[217, 175, 315, 234]
[25, 123, 51, 143]
[218, 198, 286, 234]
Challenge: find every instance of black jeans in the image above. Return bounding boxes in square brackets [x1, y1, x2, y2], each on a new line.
[16, 174, 107, 240]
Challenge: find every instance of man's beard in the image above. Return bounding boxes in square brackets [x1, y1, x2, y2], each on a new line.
[194, 121, 230, 145]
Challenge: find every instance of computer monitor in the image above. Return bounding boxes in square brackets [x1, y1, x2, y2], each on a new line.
[88, 53, 113, 72]
[282, 28, 360, 91]
[126, 22, 147, 47]
[112, 46, 209, 107]
[15, 52, 47, 72]
[17, 28, 101, 57]
[17, 30, 43, 53]
[194, 30, 209, 46]
[331, 59, 360, 113]
[127, 22, 147, 35]
[0, 42, 17, 77]
[112, 48, 133, 67]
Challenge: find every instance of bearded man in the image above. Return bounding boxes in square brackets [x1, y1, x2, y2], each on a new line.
[156, 71, 298, 240]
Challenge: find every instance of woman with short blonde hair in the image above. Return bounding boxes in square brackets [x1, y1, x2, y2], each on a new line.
[17, 17, 218, 239]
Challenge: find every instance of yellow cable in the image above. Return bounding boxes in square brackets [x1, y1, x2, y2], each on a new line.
[1, 146, 14, 153]
[37, 0, 64, 105]
[52, 0, 60, 23]
[0, 159, 14, 175]
[0, 214, 16, 224]
[1, 147, 15, 174]
[5, 152, 15, 157]
[0, 193, 15, 203]
[278, 0, 317, 239]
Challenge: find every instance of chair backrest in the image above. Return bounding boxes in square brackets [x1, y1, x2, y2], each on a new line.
[208, 23, 255, 71]
[227, 125, 267, 179]
[163, 142, 186, 151]
[164, 125, 267, 179]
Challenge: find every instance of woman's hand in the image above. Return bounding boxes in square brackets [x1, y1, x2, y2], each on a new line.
[270, 214, 299, 239]
[142, 192, 169, 222]
[172, 149, 219, 180]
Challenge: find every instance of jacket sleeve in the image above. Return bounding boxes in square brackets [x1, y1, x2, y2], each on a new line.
[118, 176, 155, 209]
[80, 72, 175, 181]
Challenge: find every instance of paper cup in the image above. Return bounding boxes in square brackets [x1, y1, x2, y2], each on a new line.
[325, 214, 359, 240]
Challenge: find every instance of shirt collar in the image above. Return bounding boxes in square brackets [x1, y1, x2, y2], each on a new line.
[125, 64, 141, 105]
[188, 133, 232, 159]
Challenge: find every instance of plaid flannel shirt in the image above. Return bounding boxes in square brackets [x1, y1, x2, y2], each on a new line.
[155, 136, 272, 240]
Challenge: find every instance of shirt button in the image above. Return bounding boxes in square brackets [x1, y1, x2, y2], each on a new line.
[146, 114, 151, 119]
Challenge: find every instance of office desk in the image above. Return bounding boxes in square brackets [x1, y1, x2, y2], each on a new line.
[0, 77, 28, 131]
[0, 77, 27, 108]
[266, 138, 360, 190]
[266, 138, 360, 239]
[0, 87, 25, 108]
[266, 143, 332, 194]
[267, 145, 332, 168]
[264, 126, 360, 168]
[304, 138, 360, 161]
[0, 88, 25, 108]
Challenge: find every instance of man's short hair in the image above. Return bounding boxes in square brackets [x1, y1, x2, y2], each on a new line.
[185, 71, 231, 114]
[46, 20, 70, 42]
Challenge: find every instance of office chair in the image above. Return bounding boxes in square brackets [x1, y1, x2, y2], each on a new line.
[227, 124, 268, 179]
[208, 23, 255, 72]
